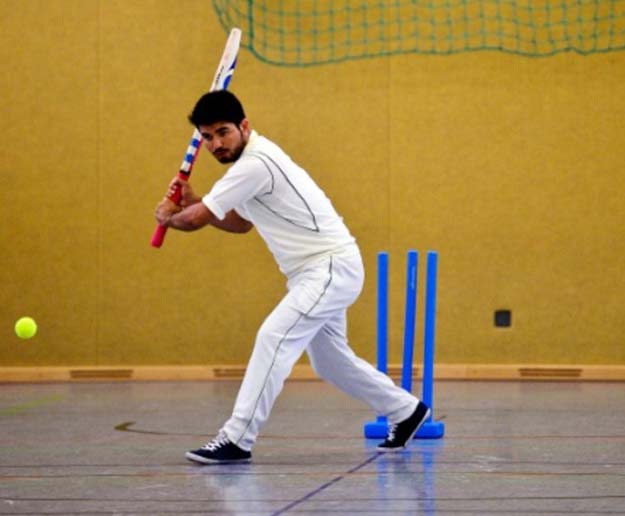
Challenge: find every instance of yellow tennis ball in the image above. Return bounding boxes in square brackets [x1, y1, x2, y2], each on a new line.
[15, 317, 37, 339]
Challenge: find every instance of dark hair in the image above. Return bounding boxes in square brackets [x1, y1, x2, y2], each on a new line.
[188, 90, 246, 127]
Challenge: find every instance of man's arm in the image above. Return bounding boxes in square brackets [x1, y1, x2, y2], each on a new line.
[155, 177, 253, 233]
[155, 198, 253, 234]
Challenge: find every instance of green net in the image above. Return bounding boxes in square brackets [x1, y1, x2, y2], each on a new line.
[212, 0, 625, 66]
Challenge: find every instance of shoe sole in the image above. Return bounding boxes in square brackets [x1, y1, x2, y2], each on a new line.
[185, 451, 252, 465]
[376, 408, 431, 453]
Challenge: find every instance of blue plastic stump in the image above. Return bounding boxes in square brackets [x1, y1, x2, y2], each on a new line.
[418, 252, 445, 438]
[364, 250, 445, 440]
[401, 250, 418, 393]
[363, 252, 389, 438]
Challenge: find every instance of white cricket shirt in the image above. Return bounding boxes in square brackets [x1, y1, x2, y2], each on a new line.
[202, 131, 358, 276]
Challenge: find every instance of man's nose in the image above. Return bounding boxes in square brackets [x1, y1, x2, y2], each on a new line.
[207, 138, 222, 151]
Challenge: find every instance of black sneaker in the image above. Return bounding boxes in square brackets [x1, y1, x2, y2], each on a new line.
[185, 432, 252, 464]
[377, 401, 431, 452]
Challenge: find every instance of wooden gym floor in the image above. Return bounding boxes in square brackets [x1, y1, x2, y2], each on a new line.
[1, 379, 624, 515]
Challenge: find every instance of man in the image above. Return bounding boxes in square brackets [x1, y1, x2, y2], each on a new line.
[155, 90, 430, 464]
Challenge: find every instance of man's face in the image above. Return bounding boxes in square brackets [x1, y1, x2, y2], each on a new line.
[199, 119, 250, 164]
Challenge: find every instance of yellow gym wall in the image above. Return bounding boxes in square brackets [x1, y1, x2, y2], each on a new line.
[1, 1, 624, 377]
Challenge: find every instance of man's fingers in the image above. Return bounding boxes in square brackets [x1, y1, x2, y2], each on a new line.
[166, 181, 184, 199]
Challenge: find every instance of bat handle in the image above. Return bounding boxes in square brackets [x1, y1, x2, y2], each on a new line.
[151, 224, 168, 248]
[150, 172, 189, 248]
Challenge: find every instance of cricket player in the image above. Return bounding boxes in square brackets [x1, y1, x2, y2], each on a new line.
[155, 90, 430, 464]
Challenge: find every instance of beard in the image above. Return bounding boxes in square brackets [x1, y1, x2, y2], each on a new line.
[215, 145, 244, 163]
[213, 133, 247, 163]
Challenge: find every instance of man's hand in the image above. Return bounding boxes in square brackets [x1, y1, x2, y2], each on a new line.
[167, 177, 201, 207]
[155, 197, 183, 227]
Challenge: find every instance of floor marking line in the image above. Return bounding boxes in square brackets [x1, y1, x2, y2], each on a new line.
[268, 452, 382, 516]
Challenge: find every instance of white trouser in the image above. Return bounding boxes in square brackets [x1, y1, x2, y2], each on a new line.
[221, 252, 418, 451]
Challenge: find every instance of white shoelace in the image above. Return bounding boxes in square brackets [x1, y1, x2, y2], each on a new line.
[201, 432, 230, 451]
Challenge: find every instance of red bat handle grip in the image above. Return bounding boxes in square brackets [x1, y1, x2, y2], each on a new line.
[150, 224, 169, 248]
[150, 172, 189, 248]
